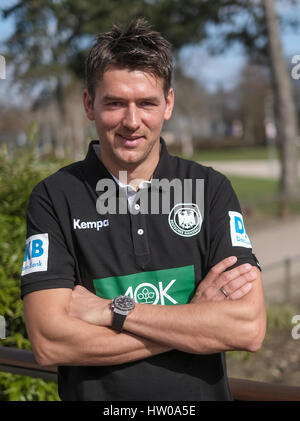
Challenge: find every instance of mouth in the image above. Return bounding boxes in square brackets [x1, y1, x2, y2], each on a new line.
[116, 133, 145, 147]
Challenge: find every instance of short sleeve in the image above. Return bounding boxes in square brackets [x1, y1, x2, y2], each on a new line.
[20, 181, 75, 299]
[206, 170, 261, 272]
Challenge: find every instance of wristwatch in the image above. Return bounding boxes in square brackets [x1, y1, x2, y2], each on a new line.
[111, 295, 135, 332]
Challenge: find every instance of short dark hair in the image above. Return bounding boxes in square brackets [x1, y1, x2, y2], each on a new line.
[85, 18, 173, 101]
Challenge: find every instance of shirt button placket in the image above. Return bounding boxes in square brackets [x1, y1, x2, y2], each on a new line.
[130, 212, 150, 269]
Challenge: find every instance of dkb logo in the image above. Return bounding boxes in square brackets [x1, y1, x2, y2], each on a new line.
[0, 55, 6, 80]
[24, 238, 45, 261]
[22, 233, 49, 276]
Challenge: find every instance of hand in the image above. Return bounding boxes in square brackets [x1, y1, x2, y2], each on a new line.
[191, 256, 257, 303]
[68, 285, 112, 327]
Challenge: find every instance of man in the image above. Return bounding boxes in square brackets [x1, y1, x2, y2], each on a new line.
[21, 19, 266, 401]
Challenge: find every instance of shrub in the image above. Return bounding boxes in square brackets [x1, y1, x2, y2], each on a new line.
[0, 126, 68, 400]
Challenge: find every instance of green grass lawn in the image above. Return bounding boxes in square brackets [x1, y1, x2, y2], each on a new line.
[226, 175, 300, 217]
[228, 176, 279, 202]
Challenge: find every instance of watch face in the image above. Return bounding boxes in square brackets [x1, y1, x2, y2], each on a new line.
[114, 295, 135, 311]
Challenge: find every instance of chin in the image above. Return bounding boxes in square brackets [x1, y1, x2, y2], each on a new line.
[118, 151, 145, 165]
[119, 157, 143, 168]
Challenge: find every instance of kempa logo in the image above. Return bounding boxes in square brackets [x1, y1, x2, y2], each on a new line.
[0, 55, 6, 80]
[73, 218, 109, 231]
[168, 203, 202, 237]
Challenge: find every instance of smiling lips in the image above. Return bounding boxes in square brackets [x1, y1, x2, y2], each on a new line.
[117, 133, 145, 147]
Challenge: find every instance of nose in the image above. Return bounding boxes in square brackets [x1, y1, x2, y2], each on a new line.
[122, 104, 140, 131]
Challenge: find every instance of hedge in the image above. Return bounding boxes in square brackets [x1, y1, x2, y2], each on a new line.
[0, 125, 68, 400]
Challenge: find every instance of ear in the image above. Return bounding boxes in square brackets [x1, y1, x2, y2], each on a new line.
[164, 88, 174, 121]
[83, 89, 95, 121]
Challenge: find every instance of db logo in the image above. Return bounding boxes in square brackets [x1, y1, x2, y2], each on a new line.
[229, 211, 252, 248]
[22, 233, 49, 276]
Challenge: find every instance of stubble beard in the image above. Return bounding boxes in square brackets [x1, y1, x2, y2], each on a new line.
[109, 136, 160, 174]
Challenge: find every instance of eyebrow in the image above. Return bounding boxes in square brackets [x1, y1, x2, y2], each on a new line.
[102, 95, 160, 103]
[102, 95, 123, 102]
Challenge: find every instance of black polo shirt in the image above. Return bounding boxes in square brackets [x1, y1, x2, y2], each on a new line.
[21, 139, 260, 401]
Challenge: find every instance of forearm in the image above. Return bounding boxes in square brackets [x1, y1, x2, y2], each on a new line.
[30, 313, 171, 367]
[61, 264, 265, 359]
[124, 302, 238, 354]
[123, 287, 266, 354]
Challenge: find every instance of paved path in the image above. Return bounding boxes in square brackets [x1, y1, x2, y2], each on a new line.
[201, 159, 300, 180]
[246, 217, 300, 303]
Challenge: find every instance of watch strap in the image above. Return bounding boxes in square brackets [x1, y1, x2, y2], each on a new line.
[112, 310, 126, 332]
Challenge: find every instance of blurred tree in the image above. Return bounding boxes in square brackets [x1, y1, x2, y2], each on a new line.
[167, 66, 211, 156]
[263, 0, 299, 216]
[1, 0, 299, 210]
[5, 0, 296, 101]
[236, 63, 271, 146]
[0, 0, 229, 155]
[0, 0, 226, 101]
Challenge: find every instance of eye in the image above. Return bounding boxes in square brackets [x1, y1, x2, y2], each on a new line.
[141, 101, 157, 107]
[107, 101, 122, 107]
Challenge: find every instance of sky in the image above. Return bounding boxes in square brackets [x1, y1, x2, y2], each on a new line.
[0, 0, 15, 42]
[0, 1, 299, 97]
[180, 2, 300, 91]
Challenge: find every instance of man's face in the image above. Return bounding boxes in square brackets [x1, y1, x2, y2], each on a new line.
[83, 67, 174, 174]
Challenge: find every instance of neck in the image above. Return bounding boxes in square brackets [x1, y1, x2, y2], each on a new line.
[98, 143, 161, 189]
[107, 160, 157, 191]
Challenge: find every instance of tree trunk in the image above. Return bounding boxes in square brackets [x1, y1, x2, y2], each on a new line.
[263, 0, 299, 216]
[53, 76, 68, 159]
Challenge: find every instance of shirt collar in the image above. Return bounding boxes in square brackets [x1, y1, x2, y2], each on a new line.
[92, 143, 152, 193]
[82, 138, 172, 195]
[110, 172, 152, 194]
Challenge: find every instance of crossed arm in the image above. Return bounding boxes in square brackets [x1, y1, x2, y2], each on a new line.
[23, 256, 266, 367]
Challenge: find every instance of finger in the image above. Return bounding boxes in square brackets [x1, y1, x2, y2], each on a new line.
[207, 256, 238, 280]
[222, 268, 256, 296]
[213, 264, 254, 292]
[198, 256, 238, 294]
[228, 282, 253, 300]
[202, 264, 254, 301]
